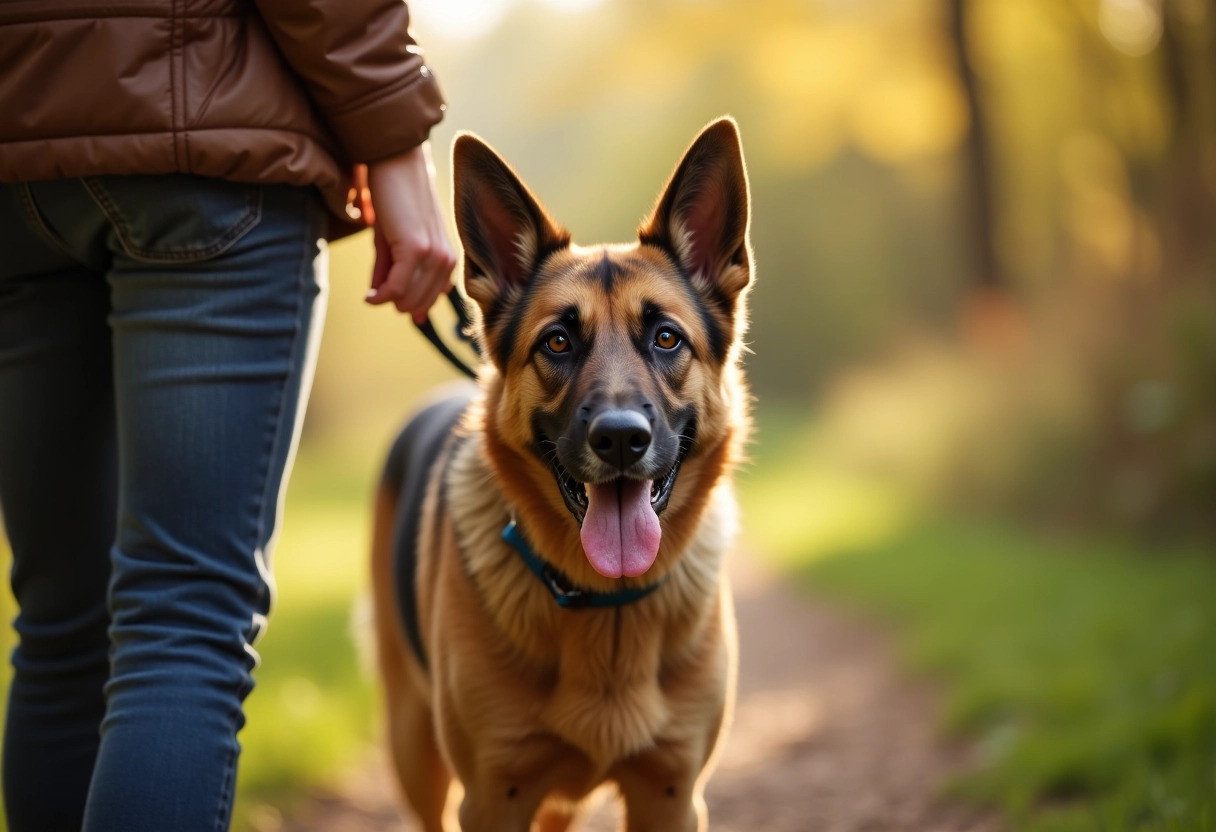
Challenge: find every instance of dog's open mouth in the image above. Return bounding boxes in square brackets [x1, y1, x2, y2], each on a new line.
[545, 431, 693, 579]
[550, 431, 692, 523]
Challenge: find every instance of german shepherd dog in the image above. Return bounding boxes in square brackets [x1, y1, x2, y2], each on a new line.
[370, 118, 753, 832]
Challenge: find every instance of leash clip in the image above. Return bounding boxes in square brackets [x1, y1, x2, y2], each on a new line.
[541, 565, 587, 609]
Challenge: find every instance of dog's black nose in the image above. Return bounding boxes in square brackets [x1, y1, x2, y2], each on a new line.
[588, 409, 651, 470]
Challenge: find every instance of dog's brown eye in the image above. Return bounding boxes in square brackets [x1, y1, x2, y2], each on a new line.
[546, 332, 570, 354]
[655, 329, 681, 350]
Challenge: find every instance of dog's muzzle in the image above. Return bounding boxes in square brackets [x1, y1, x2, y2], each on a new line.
[587, 409, 652, 471]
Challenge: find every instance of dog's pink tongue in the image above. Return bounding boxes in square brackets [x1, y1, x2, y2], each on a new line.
[580, 479, 661, 578]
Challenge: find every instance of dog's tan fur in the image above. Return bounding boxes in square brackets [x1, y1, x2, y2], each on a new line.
[371, 119, 753, 832]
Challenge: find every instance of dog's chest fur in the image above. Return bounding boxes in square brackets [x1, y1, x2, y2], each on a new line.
[439, 433, 731, 768]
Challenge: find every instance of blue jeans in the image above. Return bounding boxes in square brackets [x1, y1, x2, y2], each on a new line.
[0, 175, 328, 831]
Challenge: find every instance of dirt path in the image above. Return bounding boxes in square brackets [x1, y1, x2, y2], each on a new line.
[271, 556, 1001, 832]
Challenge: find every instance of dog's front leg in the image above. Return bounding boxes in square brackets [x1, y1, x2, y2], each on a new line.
[454, 735, 592, 832]
[614, 745, 708, 832]
[617, 781, 705, 832]
[456, 771, 579, 832]
[456, 781, 546, 832]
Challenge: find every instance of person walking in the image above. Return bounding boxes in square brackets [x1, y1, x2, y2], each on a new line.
[0, 2, 456, 829]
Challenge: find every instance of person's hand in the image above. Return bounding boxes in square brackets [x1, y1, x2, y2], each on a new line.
[360, 142, 457, 323]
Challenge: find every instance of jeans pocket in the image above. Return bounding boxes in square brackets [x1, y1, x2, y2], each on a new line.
[82, 175, 263, 264]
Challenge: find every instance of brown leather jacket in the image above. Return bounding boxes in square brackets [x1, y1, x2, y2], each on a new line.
[0, 0, 445, 231]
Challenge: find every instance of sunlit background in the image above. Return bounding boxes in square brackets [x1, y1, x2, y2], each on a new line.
[2, 0, 1214, 830]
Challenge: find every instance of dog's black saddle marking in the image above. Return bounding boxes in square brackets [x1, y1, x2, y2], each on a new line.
[384, 387, 477, 672]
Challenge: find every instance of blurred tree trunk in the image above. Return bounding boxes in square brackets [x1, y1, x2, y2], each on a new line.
[948, 0, 1023, 354]
[1156, 1, 1216, 281]
[946, 0, 1003, 294]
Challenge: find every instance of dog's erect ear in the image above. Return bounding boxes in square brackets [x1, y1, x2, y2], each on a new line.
[452, 134, 569, 311]
[639, 118, 751, 302]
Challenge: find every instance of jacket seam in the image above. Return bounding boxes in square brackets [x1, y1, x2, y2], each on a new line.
[325, 67, 430, 120]
[0, 126, 337, 143]
[172, 0, 186, 170]
[0, 12, 241, 24]
[168, 0, 180, 169]
[178, 0, 192, 171]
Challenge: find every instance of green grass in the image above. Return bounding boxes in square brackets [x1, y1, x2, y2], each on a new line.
[739, 412, 1216, 831]
[803, 520, 1216, 831]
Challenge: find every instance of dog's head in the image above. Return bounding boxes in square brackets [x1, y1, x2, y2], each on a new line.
[453, 118, 752, 584]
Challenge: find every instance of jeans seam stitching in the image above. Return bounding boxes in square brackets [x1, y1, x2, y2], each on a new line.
[215, 738, 237, 832]
[81, 178, 264, 263]
[252, 198, 313, 562]
[15, 183, 91, 266]
[250, 196, 321, 645]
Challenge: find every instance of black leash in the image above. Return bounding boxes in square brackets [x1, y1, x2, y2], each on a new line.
[414, 287, 481, 378]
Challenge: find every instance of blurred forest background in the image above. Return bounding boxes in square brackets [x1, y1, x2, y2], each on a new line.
[2, 0, 1215, 830]
[318, 0, 1216, 538]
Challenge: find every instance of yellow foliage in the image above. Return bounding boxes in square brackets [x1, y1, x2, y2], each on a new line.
[746, 25, 876, 171]
[850, 61, 968, 164]
[1058, 131, 1141, 278]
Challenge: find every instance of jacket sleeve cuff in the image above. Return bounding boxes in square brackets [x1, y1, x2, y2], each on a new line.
[325, 66, 446, 164]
